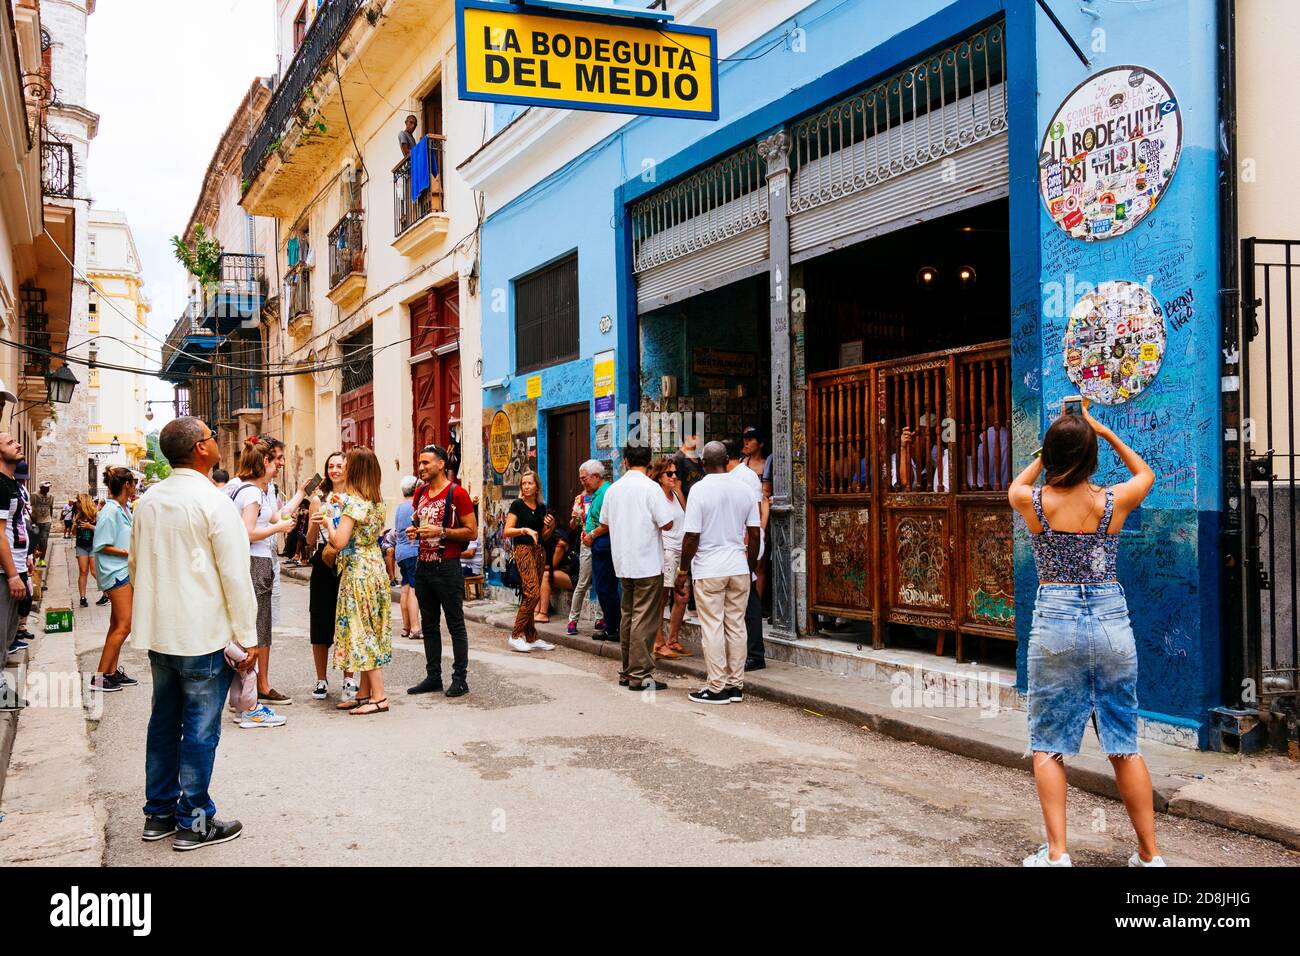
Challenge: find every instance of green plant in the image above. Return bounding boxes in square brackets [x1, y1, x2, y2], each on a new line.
[171, 223, 223, 289]
[142, 431, 171, 482]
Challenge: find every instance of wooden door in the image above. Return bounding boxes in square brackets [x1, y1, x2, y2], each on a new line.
[410, 284, 460, 469]
[547, 405, 590, 512]
[340, 382, 374, 451]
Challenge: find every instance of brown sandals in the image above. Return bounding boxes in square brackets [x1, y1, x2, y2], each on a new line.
[348, 697, 389, 716]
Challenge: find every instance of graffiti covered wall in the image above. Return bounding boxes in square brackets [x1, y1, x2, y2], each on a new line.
[1015, 1, 1222, 735]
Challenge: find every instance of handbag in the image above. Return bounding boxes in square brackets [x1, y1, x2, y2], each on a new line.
[503, 557, 521, 591]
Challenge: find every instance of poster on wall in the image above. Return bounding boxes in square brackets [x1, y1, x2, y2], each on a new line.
[1063, 280, 1166, 405]
[482, 399, 538, 579]
[1038, 65, 1182, 241]
[593, 349, 616, 421]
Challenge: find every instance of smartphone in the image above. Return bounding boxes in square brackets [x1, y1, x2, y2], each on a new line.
[304, 473, 323, 497]
[1061, 397, 1084, 417]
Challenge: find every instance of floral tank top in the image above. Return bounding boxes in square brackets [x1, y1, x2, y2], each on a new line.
[1029, 487, 1120, 583]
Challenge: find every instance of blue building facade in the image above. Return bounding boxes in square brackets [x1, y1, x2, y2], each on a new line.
[469, 0, 1226, 743]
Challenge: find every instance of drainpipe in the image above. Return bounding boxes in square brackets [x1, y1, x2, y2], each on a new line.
[1215, 0, 1246, 707]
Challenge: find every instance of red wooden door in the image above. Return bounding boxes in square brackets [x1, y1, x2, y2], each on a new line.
[410, 284, 460, 468]
[340, 382, 374, 451]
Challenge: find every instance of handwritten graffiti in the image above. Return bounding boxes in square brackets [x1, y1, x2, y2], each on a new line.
[971, 588, 1014, 622]
[895, 514, 946, 608]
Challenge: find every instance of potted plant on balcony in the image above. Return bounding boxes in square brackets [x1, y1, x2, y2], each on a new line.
[171, 224, 223, 302]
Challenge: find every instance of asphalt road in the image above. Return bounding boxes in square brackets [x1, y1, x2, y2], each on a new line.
[85, 577, 1300, 867]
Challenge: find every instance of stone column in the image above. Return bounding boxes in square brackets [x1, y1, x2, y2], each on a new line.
[758, 130, 797, 638]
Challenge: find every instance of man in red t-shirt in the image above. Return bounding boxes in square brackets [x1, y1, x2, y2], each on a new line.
[406, 444, 477, 698]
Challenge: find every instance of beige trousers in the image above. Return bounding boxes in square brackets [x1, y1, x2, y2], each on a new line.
[693, 574, 750, 692]
[618, 575, 664, 684]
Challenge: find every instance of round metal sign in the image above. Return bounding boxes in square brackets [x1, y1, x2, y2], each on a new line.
[488, 410, 512, 475]
[1063, 280, 1166, 406]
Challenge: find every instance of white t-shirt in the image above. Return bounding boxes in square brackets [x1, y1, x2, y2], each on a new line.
[230, 480, 276, 559]
[660, 492, 685, 551]
[729, 463, 765, 560]
[600, 469, 676, 579]
[684, 473, 760, 580]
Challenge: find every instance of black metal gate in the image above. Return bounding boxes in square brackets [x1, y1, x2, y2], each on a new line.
[1241, 237, 1299, 712]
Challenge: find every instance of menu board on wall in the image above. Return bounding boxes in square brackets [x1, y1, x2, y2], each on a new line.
[1039, 65, 1182, 241]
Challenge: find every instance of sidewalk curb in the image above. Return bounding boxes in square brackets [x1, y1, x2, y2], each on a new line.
[458, 600, 1300, 850]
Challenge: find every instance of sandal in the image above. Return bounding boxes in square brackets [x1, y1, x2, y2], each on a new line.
[534, 615, 550, 624]
[400, 629, 411, 639]
[348, 697, 388, 716]
[669, 643, 692, 657]
[654, 645, 683, 659]
[336, 696, 369, 711]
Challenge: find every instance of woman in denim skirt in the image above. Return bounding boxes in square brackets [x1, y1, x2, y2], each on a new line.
[1009, 398, 1164, 868]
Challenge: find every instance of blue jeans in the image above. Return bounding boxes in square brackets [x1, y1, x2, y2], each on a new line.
[143, 648, 234, 829]
[1027, 583, 1139, 757]
[590, 535, 621, 635]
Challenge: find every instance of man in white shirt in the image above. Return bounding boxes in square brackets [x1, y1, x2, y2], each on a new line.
[598, 443, 676, 691]
[725, 439, 768, 671]
[130, 417, 258, 852]
[679, 442, 760, 704]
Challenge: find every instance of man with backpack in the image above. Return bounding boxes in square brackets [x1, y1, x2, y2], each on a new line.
[406, 444, 477, 699]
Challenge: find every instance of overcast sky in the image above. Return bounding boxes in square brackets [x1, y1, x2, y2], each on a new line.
[85, 0, 277, 428]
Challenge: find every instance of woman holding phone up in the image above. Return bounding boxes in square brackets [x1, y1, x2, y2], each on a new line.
[1008, 396, 1162, 868]
[307, 451, 353, 700]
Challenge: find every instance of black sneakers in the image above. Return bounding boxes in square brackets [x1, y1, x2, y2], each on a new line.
[173, 818, 243, 852]
[407, 676, 443, 695]
[744, 657, 766, 672]
[95, 593, 110, 606]
[111, 668, 138, 687]
[688, 687, 733, 705]
[445, 680, 468, 698]
[141, 814, 177, 841]
[79, 597, 88, 608]
[727, 686, 743, 702]
[627, 680, 668, 692]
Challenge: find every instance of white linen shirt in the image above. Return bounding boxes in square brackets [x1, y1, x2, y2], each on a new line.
[684, 472, 761, 579]
[599, 469, 676, 579]
[129, 468, 258, 656]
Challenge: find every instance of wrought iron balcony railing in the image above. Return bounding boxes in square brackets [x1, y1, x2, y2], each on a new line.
[242, 0, 366, 189]
[287, 263, 312, 319]
[393, 135, 445, 236]
[41, 140, 74, 199]
[328, 210, 365, 289]
[161, 300, 216, 376]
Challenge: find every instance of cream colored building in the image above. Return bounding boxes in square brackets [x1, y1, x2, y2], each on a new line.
[1237, 0, 1299, 481]
[241, 0, 486, 506]
[85, 208, 147, 478]
[162, 78, 277, 474]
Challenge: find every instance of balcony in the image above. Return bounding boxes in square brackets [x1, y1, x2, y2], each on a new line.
[285, 263, 313, 343]
[41, 140, 74, 199]
[327, 210, 365, 308]
[201, 253, 267, 335]
[160, 301, 220, 383]
[392, 135, 448, 257]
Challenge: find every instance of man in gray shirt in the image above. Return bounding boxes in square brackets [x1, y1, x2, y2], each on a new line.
[399, 114, 418, 157]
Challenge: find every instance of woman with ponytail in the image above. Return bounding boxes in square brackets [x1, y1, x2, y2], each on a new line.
[89, 467, 138, 693]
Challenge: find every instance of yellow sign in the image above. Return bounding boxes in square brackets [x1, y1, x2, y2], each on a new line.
[457, 1, 718, 120]
[489, 409, 513, 475]
[526, 374, 542, 399]
[593, 349, 615, 420]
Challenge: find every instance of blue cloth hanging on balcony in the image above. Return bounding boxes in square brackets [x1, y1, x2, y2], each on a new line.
[409, 138, 433, 202]
[287, 236, 300, 267]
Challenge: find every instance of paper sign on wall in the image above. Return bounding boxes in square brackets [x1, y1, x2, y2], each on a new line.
[593, 350, 616, 421]
[526, 375, 542, 399]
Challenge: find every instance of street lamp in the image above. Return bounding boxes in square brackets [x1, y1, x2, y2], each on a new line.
[110, 436, 121, 455]
[46, 364, 78, 404]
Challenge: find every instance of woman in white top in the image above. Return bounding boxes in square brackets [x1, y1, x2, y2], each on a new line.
[231, 438, 296, 713]
[650, 457, 691, 659]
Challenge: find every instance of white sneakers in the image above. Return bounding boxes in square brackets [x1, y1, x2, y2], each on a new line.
[341, 677, 359, 701]
[508, 637, 556, 653]
[1022, 844, 1168, 867]
[1023, 844, 1072, 867]
[311, 680, 328, 700]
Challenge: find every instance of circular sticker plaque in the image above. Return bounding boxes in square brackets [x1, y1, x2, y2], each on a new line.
[488, 410, 512, 475]
[1039, 66, 1181, 241]
[1063, 281, 1166, 405]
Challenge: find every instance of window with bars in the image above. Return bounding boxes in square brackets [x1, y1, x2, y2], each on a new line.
[340, 326, 374, 393]
[515, 253, 579, 373]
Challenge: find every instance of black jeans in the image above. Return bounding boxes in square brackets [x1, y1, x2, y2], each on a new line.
[414, 558, 468, 683]
[744, 577, 764, 661]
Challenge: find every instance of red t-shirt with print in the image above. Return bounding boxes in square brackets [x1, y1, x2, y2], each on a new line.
[412, 481, 474, 562]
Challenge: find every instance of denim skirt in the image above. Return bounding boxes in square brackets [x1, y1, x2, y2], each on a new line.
[1027, 582, 1139, 756]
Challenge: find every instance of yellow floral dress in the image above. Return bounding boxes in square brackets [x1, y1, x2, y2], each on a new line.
[332, 495, 393, 673]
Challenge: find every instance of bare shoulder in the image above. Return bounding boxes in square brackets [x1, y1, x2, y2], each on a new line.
[1007, 483, 1034, 510]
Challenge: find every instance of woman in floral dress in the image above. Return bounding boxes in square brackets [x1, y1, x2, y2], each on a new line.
[314, 446, 392, 716]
